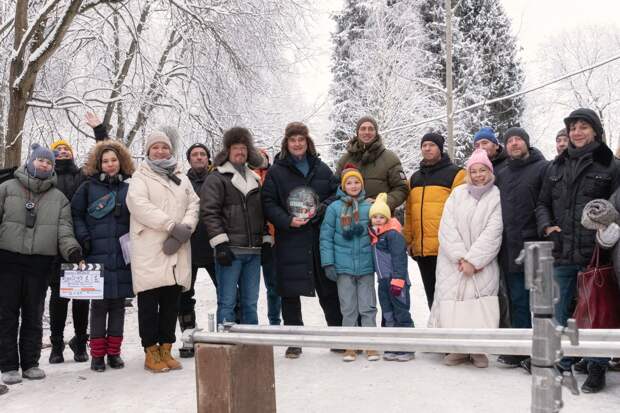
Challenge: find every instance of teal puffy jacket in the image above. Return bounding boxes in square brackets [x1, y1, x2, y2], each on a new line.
[319, 188, 374, 276]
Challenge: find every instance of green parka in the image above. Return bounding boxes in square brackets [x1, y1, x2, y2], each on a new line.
[336, 136, 409, 210]
[0, 165, 80, 260]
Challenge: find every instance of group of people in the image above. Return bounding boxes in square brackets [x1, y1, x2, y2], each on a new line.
[0, 107, 618, 397]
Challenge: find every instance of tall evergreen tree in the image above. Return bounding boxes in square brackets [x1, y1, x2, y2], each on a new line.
[418, 0, 524, 162]
[328, 0, 371, 153]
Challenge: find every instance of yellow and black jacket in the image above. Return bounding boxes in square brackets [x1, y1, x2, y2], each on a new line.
[404, 154, 465, 257]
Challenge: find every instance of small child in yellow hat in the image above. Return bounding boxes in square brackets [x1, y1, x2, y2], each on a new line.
[369, 193, 415, 362]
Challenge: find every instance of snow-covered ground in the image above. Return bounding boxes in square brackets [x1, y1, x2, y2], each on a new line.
[2, 262, 619, 412]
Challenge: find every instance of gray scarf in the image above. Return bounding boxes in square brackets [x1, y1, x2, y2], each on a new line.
[467, 175, 495, 201]
[146, 157, 180, 185]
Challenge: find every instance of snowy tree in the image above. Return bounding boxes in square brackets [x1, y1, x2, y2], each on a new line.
[328, 0, 371, 153]
[0, 0, 318, 166]
[418, 0, 524, 161]
[328, 0, 442, 172]
[534, 24, 620, 150]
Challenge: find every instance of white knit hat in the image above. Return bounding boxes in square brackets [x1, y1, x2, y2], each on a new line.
[145, 131, 173, 155]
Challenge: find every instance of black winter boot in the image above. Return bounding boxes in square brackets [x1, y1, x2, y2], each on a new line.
[107, 355, 125, 369]
[49, 337, 65, 364]
[91, 357, 105, 372]
[69, 335, 89, 363]
[582, 363, 607, 393]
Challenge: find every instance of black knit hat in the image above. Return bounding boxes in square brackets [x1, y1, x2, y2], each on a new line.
[503, 127, 530, 148]
[421, 132, 445, 153]
[564, 108, 605, 141]
[186, 143, 211, 163]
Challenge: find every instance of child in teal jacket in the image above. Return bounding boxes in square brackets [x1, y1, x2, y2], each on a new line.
[320, 164, 377, 362]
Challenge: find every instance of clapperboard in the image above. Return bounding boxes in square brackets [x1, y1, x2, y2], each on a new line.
[60, 263, 104, 300]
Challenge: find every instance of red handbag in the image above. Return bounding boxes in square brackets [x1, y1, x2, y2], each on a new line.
[573, 246, 620, 328]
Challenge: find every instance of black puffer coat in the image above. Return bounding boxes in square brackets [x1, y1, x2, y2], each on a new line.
[187, 168, 214, 266]
[492, 146, 509, 174]
[536, 142, 620, 266]
[262, 154, 337, 297]
[496, 148, 549, 273]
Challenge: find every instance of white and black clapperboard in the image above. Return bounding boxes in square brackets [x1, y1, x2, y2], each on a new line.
[60, 263, 104, 300]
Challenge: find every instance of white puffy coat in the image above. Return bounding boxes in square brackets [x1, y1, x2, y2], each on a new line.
[127, 162, 200, 294]
[428, 184, 503, 327]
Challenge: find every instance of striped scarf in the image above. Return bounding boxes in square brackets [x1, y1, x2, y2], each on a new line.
[340, 195, 363, 239]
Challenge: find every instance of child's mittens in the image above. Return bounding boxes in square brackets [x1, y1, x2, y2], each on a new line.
[390, 279, 405, 297]
[324, 265, 338, 282]
[596, 223, 620, 249]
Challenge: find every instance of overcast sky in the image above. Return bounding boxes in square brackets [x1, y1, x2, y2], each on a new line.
[300, 0, 620, 151]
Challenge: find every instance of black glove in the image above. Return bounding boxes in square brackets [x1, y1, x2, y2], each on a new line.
[215, 243, 235, 267]
[163, 236, 182, 255]
[68, 248, 84, 264]
[169, 223, 193, 243]
[261, 242, 273, 266]
[82, 239, 91, 257]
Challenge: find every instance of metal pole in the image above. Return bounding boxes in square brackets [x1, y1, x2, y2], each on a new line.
[224, 324, 620, 342]
[518, 242, 579, 413]
[445, 0, 455, 159]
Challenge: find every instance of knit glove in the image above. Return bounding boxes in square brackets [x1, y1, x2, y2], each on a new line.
[324, 265, 338, 282]
[169, 223, 193, 243]
[390, 279, 405, 297]
[163, 236, 182, 255]
[215, 243, 235, 267]
[596, 223, 620, 249]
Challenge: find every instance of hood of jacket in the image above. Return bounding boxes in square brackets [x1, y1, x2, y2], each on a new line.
[345, 135, 386, 165]
[15, 164, 57, 194]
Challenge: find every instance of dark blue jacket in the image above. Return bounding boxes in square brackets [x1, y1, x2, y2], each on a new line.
[71, 176, 133, 299]
[370, 220, 409, 284]
[262, 153, 337, 297]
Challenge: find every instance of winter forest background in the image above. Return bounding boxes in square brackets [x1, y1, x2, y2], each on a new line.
[1, 0, 620, 173]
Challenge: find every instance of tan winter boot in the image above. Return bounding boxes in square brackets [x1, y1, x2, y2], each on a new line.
[159, 343, 183, 370]
[144, 345, 169, 373]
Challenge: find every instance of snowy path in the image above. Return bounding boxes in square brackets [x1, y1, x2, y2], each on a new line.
[2, 263, 619, 412]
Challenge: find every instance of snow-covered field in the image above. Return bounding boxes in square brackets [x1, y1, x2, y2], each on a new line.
[2, 263, 619, 412]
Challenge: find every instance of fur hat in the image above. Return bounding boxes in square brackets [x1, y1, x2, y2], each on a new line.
[83, 140, 135, 177]
[341, 163, 364, 188]
[564, 108, 605, 141]
[280, 122, 317, 159]
[369, 192, 391, 220]
[213, 126, 263, 167]
[145, 131, 172, 156]
[466, 148, 493, 173]
[51, 139, 74, 156]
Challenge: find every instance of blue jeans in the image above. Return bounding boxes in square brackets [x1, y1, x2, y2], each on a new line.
[505, 271, 531, 328]
[553, 265, 579, 327]
[215, 254, 261, 325]
[261, 257, 281, 325]
[377, 279, 414, 328]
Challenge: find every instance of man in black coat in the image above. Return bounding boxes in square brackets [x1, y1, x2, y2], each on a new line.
[473, 126, 509, 174]
[178, 143, 217, 357]
[262, 122, 341, 359]
[495, 127, 548, 368]
[536, 108, 620, 393]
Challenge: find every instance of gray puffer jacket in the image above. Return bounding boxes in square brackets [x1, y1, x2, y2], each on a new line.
[0, 165, 80, 260]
